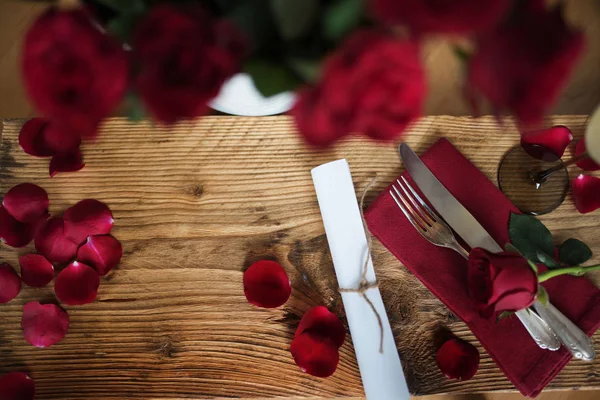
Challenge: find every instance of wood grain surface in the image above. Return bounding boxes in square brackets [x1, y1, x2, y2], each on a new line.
[1, 116, 600, 399]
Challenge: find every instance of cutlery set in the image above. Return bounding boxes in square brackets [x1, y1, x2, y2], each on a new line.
[394, 143, 595, 360]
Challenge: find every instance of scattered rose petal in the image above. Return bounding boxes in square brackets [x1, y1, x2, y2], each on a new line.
[295, 306, 346, 348]
[19, 117, 53, 157]
[42, 123, 81, 154]
[64, 199, 113, 244]
[77, 235, 123, 276]
[0, 263, 21, 303]
[521, 126, 573, 161]
[0, 207, 35, 248]
[49, 149, 85, 177]
[54, 261, 100, 305]
[21, 301, 69, 348]
[436, 338, 480, 380]
[0, 372, 35, 400]
[19, 254, 54, 288]
[575, 139, 600, 171]
[243, 260, 291, 308]
[572, 174, 600, 214]
[34, 217, 78, 263]
[2, 183, 49, 223]
[290, 332, 339, 378]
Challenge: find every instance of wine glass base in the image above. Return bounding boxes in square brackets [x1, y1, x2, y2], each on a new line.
[498, 146, 569, 215]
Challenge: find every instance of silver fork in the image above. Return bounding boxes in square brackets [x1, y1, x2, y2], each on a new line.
[390, 176, 561, 352]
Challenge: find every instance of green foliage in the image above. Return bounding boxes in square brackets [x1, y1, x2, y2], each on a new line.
[286, 57, 321, 83]
[508, 213, 555, 264]
[105, 0, 146, 43]
[244, 59, 301, 97]
[558, 238, 592, 266]
[527, 259, 539, 274]
[536, 250, 560, 269]
[271, 0, 319, 40]
[497, 311, 514, 322]
[537, 286, 549, 306]
[124, 92, 146, 123]
[323, 0, 364, 41]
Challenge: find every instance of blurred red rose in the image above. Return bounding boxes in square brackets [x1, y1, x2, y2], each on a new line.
[22, 7, 129, 137]
[468, 248, 538, 318]
[133, 4, 246, 124]
[293, 30, 425, 146]
[468, 4, 586, 124]
[370, 0, 511, 34]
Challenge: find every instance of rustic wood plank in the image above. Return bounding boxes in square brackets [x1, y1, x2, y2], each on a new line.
[1, 116, 600, 399]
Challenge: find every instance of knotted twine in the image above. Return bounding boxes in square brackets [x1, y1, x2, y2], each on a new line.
[338, 177, 384, 353]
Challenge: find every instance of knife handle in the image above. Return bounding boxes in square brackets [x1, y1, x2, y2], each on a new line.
[514, 309, 561, 351]
[533, 301, 596, 361]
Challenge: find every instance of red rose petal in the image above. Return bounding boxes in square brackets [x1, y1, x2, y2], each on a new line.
[42, 123, 81, 154]
[290, 332, 339, 378]
[572, 174, 600, 214]
[521, 125, 573, 161]
[0, 372, 35, 400]
[0, 263, 21, 303]
[295, 306, 346, 349]
[436, 338, 480, 381]
[243, 260, 291, 308]
[2, 183, 49, 223]
[54, 261, 100, 305]
[77, 235, 123, 276]
[0, 206, 35, 248]
[19, 117, 53, 157]
[49, 149, 85, 177]
[64, 199, 113, 244]
[21, 301, 69, 348]
[575, 139, 600, 171]
[34, 217, 79, 263]
[19, 254, 54, 288]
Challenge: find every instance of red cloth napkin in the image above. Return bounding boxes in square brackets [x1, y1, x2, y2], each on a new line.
[365, 138, 600, 397]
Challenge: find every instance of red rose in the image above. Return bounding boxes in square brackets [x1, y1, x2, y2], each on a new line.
[468, 4, 586, 125]
[370, 0, 511, 34]
[133, 4, 246, 124]
[468, 248, 538, 318]
[293, 30, 425, 146]
[22, 7, 129, 136]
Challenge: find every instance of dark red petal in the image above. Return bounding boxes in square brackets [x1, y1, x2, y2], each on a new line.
[64, 199, 113, 244]
[575, 139, 600, 171]
[42, 123, 81, 154]
[0, 372, 35, 400]
[19, 118, 53, 157]
[54, 261, 100, 305]
[290, 332, 339, 378]
[243, 260, 291, 308]
[572, 174, 600, 214]
[49, 150, 85, 177]
[521, 126, 573, 161]
[0, 263, 21, 303]
[295, 306, 346, 348]
[77, 235, 123, 276]
[21, 301, 69, 348]
[34, 217, 79, 263]
[436, 338, 480, 381]
[19, 254, 54, 288]
[0, 206, 34, 248]
[2, 183, 49, 223]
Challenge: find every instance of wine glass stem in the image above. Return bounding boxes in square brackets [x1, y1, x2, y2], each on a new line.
[532, 151, 589, 187]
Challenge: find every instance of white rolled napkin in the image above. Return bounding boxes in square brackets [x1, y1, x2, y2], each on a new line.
[311, 159, 410, 400]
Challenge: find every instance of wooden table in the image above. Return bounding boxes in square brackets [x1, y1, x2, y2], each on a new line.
[1, 116, 600, 399]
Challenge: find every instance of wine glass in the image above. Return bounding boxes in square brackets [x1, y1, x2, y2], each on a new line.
[497, 106, 600, 215]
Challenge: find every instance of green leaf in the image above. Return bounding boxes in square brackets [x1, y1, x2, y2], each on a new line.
[323, 0, 364, 41]
[227, 0, 278, 51]
[95, 0, 145, 14]
[124, 93, 146, 123]
[497, 311, 514, 322]
[527, 259, 539, 274]
[508, 213, 555, 263]
[271, 0, 319, 41]
[504, 243, 521, 254]
[558, 238, 592, 266]
[244, 59, 301, 97]
[536, 250, 560, 269]
[286, 57, 321, 83]
[537, 286, 549, 306]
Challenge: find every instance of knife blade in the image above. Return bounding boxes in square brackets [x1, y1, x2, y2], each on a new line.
[399, 142, 562, 352]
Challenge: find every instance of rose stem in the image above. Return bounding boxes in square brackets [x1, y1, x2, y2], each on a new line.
[538, 263, 600, 282]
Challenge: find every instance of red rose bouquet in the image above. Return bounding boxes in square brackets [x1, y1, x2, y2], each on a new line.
[19, 0, 586, 156]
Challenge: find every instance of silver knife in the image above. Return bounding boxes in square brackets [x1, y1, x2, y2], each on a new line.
[399, 143, 569, 353]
